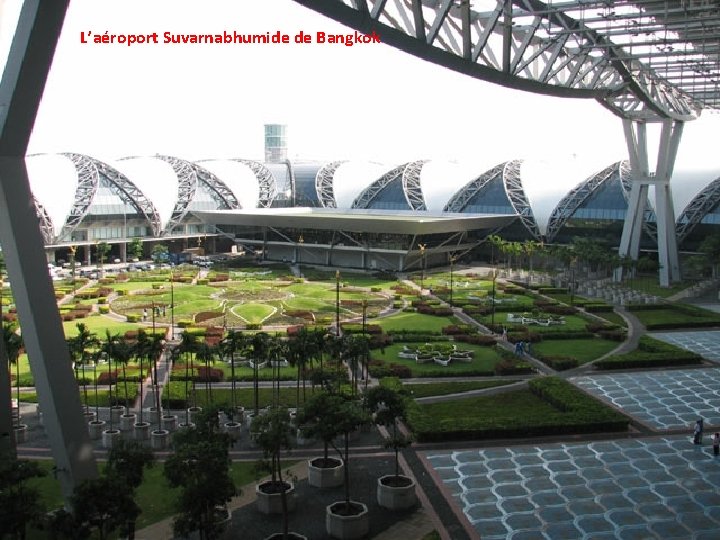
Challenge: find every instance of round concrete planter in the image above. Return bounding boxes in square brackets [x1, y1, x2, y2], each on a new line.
[88, 420, 106, 440]
[187, 406, 203, 424]
[326, 501, 369, 540]
[264, 533, 307, 540]
[110, 405, 124, 424]
[102, 429, 122, 449]
[150, 429, 170, 450]
[83, 411, 96, 424]
[177, 422, 195, 431]
[224, 421, 242, 441]
[256, 481, 296, 515]
[13, 424, 28, 444]
[308, 457, 344, 488]
[376, 475, 417, 510]
[161, 414, 178, 432]
[234, 406, 245, 424]
[120, 413, 136, 431]
[134, 421, 151, 440]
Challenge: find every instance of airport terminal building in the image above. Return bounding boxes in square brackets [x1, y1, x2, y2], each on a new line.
[24, 153, 720, 271]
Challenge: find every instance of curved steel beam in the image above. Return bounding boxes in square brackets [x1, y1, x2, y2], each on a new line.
[618, 160, 657, 243]
[351, 163, 408, 209]
[292, 0, 704, 121]
[56, 152, 98, 241]
[315, 160, 348, 208]
[402, 159, 429, 211]
[63, 153, 163, 237]
[503, 159, 541, 240]
[676, 176, 720, 244]
[232, 159, 278, 208]
[444, 162, 506, 213]
[33, 196, 55, 244]
[191, 162, 241, 209]
[546, 161, 622, 243]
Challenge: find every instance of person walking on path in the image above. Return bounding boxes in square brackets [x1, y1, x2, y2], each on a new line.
[713, 433, 719, 456]
[693, 419, 704, 445]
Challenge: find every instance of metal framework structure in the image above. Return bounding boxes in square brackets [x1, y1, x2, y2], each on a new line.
[676, 175, 720, 244]
[546, 160, 656, 243]
[351, 163, 409, 208]
[231, 159, 278, 208]
[55, 152, 98, 242]
[294, 0, 718, 121]
[33, 196, 55, 245]
[64, 153, 163, 238]
[444, 159, 541, 239]
[402, 159, 429, 210]
[315, 160, 347, 208]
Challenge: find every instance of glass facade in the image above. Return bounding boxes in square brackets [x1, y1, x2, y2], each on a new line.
[461, 179, 514, 215]
[360, 177, 411, 211]
[267, 163, 292, 207]
[293, 163, 322, 207]
[264, 124, 287, 163]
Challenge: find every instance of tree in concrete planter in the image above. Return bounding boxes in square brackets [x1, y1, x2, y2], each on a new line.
[164, 405, 236, 540]
[364, 385, 417, 509]
[363, 385, 413, 484]
[0, 447, 46, 540]
[70, 476, 139, 540]
[2, 321, 23, 428]
[297, 391, 349, 487]
[251, 405, 296, 537]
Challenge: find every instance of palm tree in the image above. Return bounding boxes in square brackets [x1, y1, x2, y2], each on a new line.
[67, 323, 99, 415]
[195, 342, 215, 405]
[220, 330, 246, 414]
[250, 332, 271, 415]
[2, 322, 23, 428]
[179, 331, 199, 424]
[133, 330, 152, 425]
[100, 331, 122, 431]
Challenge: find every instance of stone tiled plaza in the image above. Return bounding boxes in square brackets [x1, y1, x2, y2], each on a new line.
[650, 331, 720, 364]
[570, 369, 720, 430]
[426, 436, 720, 540]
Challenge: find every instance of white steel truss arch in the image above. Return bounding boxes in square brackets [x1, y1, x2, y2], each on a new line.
[351, 163, 409, 209]
[315, 160, 347, 208]
[293, 0, 715, 121]
[55, 152, 98, 242]
[402, 159, 429, 211]
[191, 162, 241, 210]
[232, 159, 278, 208]
[676, 176, 720, 244]
[33, 196, 55, 245]
[445, 160, 540, 239]
[63, 153, 163, 238]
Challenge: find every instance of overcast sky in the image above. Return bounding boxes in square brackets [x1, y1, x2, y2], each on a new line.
[2, 0, 719, 194]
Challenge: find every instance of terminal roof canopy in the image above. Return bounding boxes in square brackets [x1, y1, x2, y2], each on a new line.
[193, 207, 516, 235]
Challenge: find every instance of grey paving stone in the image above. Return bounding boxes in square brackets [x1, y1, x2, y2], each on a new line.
[512, 455, 544, 466]
[494, 484, 528, 498]
[485, 458, 516, 471]
[500, 498, 535, 513]
[543, 522, 583, 539]
[678, 511, 720, 530]
[648, 520, 691, 538]
[596, 493, 632, 510]
[489, 470, 523, 484]
[466, 503, 504, 521]
[453, 450, 482, 462]
[614, 474, 649, 488]
[507, 530, 545, 540]
[523, 478, 557, 492]
[567, 500, 606, 516]
[576, 514, 615, 534]
[635, 502, 674, 522]
[459, 476, 494, 490]
[457, 462, 488, 476]
[543, 461, 576, 473]
[551, 472, 585, 487]
[460, 491, 498, 506]
[435, 468, 461, 481]
[606, 463, 637, 477]
[537, 506, 574, 524]
[625, 487, 663, 505]
[616, 526, 655, 539]
[580, 466, 610, 480]
[692, 490, 720, 508]
[574, 456, 605, 469]
[472, 518, 509, 536]
[529, 492, 566, 507]
[518, 465, 549, 479]
[504, 513, 543, 531]
[606, 509, 646, 527]
[558, 485, 594, 500]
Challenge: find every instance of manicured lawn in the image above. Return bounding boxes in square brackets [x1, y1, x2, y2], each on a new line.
[371, 342, 502, 376]
[62, 316, 143, 337]
[376, 312, 460, 333]
[167, 384, 322, 409]
[474, 313, 591, 333]
[233, 303, 276, 324]
[532, 338, 619, 364]
[403, 380, 518, 398]
[625, 277, 691, 298]
[595, 311, 627, 328]
[630, 305, 720, 329]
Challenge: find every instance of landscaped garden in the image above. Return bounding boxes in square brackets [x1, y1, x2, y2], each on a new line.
[628, 303, 720, 330]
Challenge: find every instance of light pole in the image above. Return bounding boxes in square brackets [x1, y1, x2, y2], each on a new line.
[362, 299, 368, 388]
[419, 243, 427, 292]
[449, 255, 456, 306]
[170, 270, 175, 340]
[570, 257, 577, 307]
[491, 269, 497, 328]
[335, 270, 341, 337]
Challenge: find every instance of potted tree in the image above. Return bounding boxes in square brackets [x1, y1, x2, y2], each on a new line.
[252, 406, 305, 540]
[164, 405, 235, 540]
[67, 322, 99, 424]
[324, 398, 370, 540]
[364, 385, 417, 509]
[297, 391, 346, 488]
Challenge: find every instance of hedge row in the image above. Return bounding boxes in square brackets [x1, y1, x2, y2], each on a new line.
[594, 352, 702, 370]
[535, 355, 578, 371]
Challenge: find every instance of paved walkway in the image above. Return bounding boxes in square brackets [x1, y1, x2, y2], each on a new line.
[650, 330, 720, 364]
[425, 435, 720, 540]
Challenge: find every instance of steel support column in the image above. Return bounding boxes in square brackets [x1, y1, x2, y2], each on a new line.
[0, 0, 97, 500]
[617, 118, 683, 287]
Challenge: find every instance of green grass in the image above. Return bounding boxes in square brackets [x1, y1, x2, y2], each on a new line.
[167, 384, 321, 409]
[532, 338, 619, 364]
[403, 380, 518, 398]
[624, 277, 691, 298]
[233, 303, 276, 324]
[376, 312, 460, 333]
[630, 305, 720, 329]
[596, 311, 627, 328]
[475, 313, 591, 333]
[62, 316, 142, 338]
[371, 342, 502, 376]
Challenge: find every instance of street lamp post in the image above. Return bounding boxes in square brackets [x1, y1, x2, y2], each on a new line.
[170, 271, 175, 340]
[362, 299, 368, 388]
[491, 269, 497, 328]
[570, 258, 577, 307]
[335, 270, 341, 337]
[449, 255, 456, 306]
[419, 243, 427, 292]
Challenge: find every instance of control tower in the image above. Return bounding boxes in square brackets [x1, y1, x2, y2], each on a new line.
[264, 124, 287, 163]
